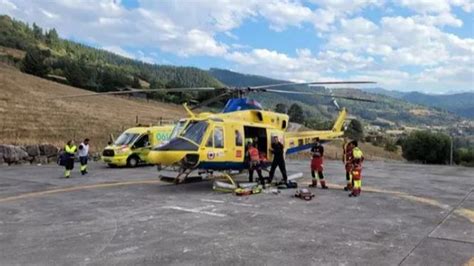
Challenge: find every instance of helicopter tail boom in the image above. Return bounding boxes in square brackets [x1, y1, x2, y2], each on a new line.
[331, 107, 347, 133]
[284, 108, 347, 155]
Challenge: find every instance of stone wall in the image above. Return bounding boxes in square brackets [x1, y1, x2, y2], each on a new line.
[0, 144, 59, 165]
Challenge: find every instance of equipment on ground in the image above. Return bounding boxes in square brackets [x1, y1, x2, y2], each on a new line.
[294, 188, 315, 201]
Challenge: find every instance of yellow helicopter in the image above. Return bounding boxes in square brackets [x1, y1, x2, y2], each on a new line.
[56, 81, 375, 184]
[145, 81, 376, 183]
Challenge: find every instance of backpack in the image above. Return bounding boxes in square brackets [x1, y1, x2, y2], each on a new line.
[278, 180, 298, 189]
[57, 151, 66, 166]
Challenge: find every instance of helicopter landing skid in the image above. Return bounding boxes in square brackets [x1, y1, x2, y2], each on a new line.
[159, 169, 215, 184]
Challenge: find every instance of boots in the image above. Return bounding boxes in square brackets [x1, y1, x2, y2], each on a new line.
[344, 183, 353, 191]
[349, 188, 361, 197]
[309, 179, 317, 187]
[320, 180, 328, 189]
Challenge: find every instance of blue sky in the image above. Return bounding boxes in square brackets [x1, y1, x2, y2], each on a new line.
[1, 0, 473, 93]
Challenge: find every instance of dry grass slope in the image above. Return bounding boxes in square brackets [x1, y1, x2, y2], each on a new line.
[0, 63, 186, 150]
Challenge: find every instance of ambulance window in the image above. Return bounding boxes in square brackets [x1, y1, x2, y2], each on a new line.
[214, 127, 224, 148]
[235, 130, 243, 146]
[206, 131, 213, 147]
[134, 135, 149, 148]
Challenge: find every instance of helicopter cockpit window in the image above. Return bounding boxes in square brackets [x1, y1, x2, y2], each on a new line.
[170, 120, 187, 139]
[214, 127, 224, 148]
[181, 121, 208, 145]
[235, 130, 243, 146]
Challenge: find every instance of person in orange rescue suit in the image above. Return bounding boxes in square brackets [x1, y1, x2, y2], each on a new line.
[247, 142, 264, 185]
[309, 137, 328, 189]
[343, 139, 354, 191]
[349, 140, 364, 197]
[64, 140, 77, 178]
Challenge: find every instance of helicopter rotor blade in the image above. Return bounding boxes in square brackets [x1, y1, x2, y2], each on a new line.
[250, 81, 376, 89]
[264, 89, 314, 95]
[190, 91, 234, 110]
[50, 87, 217, 99]
[264, 89, 376, 103]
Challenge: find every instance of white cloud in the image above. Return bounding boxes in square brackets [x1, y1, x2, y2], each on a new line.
[400, 0, 451, 13]
[412, 13, 463, 27]
[1, 0, 17, 10]
[102, 46, 134, 59]
[1, 0, 472, 92]
[258, 0, 313, 31]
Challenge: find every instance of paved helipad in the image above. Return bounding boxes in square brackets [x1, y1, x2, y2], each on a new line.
[0, 160, 473, 265]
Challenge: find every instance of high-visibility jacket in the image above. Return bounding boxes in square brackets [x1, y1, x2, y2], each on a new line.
[248, 147, 260, 162]
[353, 147, 363, 160]
[65, 144, 77, 157]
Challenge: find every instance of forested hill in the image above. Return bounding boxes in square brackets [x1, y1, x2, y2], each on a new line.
[208, 68, 462, 127]
[0, 15, 222, 103]
[363, 88, 474, 119]
[209, 68, 287, 87]
[402, 92, 474, 119]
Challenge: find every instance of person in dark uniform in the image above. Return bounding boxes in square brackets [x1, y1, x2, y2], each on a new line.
[309, 137, 328, 189]
[63, 140, 77, 178]
[269, 136, 288, 184]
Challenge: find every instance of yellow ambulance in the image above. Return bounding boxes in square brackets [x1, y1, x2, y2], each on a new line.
[102, 125, 173, 167]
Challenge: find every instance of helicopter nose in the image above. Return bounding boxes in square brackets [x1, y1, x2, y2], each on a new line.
[147, 150, 187, 166]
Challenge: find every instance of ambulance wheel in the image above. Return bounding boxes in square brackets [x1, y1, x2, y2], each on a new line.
[127, 155, 139, 168]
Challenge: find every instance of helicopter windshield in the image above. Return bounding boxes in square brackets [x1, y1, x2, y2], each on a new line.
[170, 120, 187, 139]
[180, 121, 208, 144]
[114, 132, 140, 146]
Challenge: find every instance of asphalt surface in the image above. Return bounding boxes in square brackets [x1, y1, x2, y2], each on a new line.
[0, 160, 473, 266]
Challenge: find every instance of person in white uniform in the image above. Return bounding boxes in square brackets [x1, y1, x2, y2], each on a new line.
[78, 138, 90, 175]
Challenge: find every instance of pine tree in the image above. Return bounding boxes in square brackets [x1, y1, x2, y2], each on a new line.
[288, 103, 305, 123]
[21, 47, 50, 77]
[345, 119, 364, 141]
[45, 28, 59, 48]
[275, 103, 288, 114]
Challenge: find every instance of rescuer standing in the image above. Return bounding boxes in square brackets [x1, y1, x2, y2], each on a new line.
[269, 136, 288, 184]
[247, 142, 264, 185]
[309, 137, 328, 189]
[343, 139, 354, 191]
[78, 138, 90, 175]
[349, 140, 364, 197]
[64, 140, 77, 178]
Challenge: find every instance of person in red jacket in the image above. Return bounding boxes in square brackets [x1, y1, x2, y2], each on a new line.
[247, 142, 264, 185]
[309, 138, 328, 189]
[343, 139, 354, 191]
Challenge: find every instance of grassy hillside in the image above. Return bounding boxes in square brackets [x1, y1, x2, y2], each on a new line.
[209, 68, 462, 127]
[0, 15, 223, 103]
[0, 63, 186, 150]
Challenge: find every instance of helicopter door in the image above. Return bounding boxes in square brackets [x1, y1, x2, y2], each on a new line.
[132, 134, 151, 162]
[203, 124, 226, 163]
